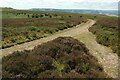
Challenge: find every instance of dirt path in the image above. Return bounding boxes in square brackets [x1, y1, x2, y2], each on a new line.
[1, 20, 92, 57]
[73, 21, 118, 78]
[1, 20, 118, 78]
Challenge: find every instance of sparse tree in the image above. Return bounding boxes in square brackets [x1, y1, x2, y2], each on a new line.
[54, 14, 58, 18]
[69, 16, 71, 18]
[49, 15, 52, 18]
[45, 13, 49, 16]
[94, 16, 97, 18]
[40, 15, 44, 18]
[32, 15, 35, 18]
[35, 15, 39, 18]
[27, 14, 30, 18]
[80, 16, 82, 18]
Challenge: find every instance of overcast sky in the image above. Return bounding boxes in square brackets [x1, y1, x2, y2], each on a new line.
[0, 0, 119, 10]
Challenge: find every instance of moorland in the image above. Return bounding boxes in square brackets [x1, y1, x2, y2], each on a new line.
[1, 7, 118, 78]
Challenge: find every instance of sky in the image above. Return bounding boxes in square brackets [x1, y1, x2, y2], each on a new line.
[0, 0, 119, 10]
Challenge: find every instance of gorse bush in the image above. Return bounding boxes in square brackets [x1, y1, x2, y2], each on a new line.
[2, 37, 108, 78]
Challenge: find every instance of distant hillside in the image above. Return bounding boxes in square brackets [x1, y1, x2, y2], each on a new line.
[29, 8, 118, 16]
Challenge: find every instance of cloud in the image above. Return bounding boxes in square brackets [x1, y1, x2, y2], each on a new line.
[0, 0, 119, 10]
[72, 2, 118, 10]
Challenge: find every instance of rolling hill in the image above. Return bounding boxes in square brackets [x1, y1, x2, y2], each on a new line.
[29, 8, 118, 16]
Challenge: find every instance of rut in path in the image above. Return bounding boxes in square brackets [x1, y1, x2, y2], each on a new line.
[1, 20, 118, 78]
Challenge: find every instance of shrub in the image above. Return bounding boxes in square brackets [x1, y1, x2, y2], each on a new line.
[89, 17, 119, 56]
[2, 37, 108, 78]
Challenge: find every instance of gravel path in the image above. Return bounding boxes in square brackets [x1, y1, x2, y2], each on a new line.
[1, 20, 91, 57]
[73, 20, 118, 78]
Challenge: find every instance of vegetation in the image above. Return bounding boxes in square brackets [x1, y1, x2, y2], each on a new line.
[1, 7, 116, 79]
[2, 37, 108, 78]
[2, 7, 88, 48]
[89, 16, 118, 56]
[2, 18, 86, 48]
[1, 7, 100, 19]
[2, 7, 118, 53]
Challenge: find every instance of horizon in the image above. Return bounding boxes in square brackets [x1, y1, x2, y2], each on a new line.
[2, 7, 118, 11]
[0, 0, 119, 10]
[28, 8, 118, 11]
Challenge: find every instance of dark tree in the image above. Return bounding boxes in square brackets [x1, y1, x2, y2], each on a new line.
[35, 15, 39, 18]
[49, 15, 52, 18]
[32, 15, 35, 18]
[80, 16, 82, 18]
[45, 14, 49, 16]
[24, 13, 27, 15]
[17, 13, 20, 15]
[27, 14, 30, 18]
[69, 16, 71, 18]
[40, 15, 44, 18]
[54, 14, 58, 18]
[94, 16, 97, 18]
[21, 12, 24, 14]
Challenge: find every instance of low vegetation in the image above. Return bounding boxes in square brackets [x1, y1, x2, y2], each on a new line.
[89, 16, 118, 56]
[2, 37, 108, 78]
[1, 7, 102, 48]
[1, 7, 116, 79]
[2, 18, 86, 48]
[1, 7, 98, 19]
